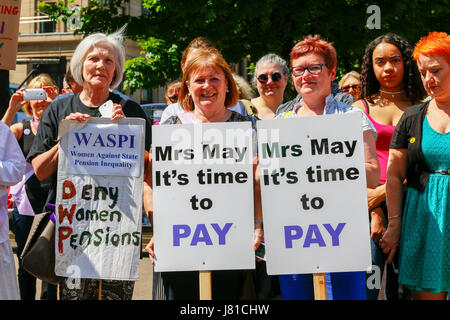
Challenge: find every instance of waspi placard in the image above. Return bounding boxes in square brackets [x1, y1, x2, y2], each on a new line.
[55, 118, 145, 281]
[257, 113, 372, 275]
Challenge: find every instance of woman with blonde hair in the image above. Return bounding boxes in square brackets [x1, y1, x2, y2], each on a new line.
[1, 73, 59, 299]
[339, 71, 361, 100]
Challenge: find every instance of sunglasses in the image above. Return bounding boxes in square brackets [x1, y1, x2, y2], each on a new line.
[257, 72, 283, 84]
[167, 94, 178, 103]
[341, 84, 360, 92]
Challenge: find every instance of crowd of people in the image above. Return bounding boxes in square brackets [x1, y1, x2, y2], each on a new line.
[0, 28, 448, 301]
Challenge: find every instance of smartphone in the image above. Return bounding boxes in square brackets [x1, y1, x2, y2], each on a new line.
[99, 100, 114, 117]
[23, 88, 47, 101]
[255, 242, 266, 261]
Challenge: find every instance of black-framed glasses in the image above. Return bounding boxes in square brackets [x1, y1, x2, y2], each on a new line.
[341, 84, 360, 92]
[257, 72, 283, 84]
[167, 94, 178, 103]
[291, 64, 327, 77]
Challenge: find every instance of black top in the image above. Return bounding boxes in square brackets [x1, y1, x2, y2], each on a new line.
[15, 121, 52, 213]
[27, 92, 152, 206]
[18, 120, 35, 157]
[389, 102, 430, 192]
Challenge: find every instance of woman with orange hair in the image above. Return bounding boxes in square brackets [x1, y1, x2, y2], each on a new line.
[381, 32, 450, 299]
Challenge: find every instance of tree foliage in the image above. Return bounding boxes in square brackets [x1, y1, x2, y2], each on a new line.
[40, 0, 449, 94]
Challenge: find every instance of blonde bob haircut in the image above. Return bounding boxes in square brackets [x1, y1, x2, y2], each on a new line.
[24, 73, 56, 116]
[179, 52, 239, 112]
[70, 25, 126, 89]
[338, 71, 361, 89]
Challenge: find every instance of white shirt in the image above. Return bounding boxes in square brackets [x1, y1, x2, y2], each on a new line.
[0, 121, 25, 243]
[160, 101, 248, 123]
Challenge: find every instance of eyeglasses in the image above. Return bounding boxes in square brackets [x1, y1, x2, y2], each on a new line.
[257, 72, 283, 84]
[341, 84, 360, 92]
[291, 64, 327, 77]
[167, 94, 178, 103]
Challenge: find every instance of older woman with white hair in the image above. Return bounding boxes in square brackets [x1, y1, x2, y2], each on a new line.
[250, 53, 289, 119]
[27, 27, 152, 300]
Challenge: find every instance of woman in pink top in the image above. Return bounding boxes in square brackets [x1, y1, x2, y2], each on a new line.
[353, 33, 426, 300]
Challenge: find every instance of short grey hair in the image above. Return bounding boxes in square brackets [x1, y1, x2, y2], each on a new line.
[252, 53, 289, 85]
[70, 25, 126, 89]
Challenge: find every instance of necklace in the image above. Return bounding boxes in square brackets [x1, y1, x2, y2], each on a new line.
[379, 89, 405, 99]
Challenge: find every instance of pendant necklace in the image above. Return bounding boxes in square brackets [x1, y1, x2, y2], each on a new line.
[379, 89, 405, 99]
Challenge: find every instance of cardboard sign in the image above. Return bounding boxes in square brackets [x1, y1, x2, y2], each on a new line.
[0, 0, 21, 70]
[55, 118, 145, 281]
[257, 113, 372, 275]
[152, 122, 255, 272]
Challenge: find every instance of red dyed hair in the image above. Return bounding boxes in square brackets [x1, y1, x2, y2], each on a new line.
[413, 32, 450, 64]
[290, 34, 337, 70]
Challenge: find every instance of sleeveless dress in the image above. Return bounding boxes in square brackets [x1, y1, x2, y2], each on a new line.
[399, 116, 449, 293]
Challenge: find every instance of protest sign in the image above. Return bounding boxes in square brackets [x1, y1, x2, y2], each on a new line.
[152, 122, 255, 272]
[0, 0, 21, 70]
[55, 118, 145, 281]
[257, 113, 372, 275]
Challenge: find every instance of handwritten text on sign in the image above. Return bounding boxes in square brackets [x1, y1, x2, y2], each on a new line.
[152, 122, 255, 272]
[0, 0, 21, 70]
[55, 119, 145, 281]
[257, 113, 372, 275]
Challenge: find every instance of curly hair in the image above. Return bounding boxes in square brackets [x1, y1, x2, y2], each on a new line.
[360, 33, 426, 103]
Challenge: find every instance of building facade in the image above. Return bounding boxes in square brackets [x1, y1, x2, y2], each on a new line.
[10, 0, 158, 103]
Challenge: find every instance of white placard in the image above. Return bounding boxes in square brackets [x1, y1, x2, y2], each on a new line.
[152, 122, 255, 272]
[257, 113, 372, 275]
[55, 118, 145, 280]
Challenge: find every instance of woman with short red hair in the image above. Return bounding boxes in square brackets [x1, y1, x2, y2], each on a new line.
[381, 32, 450, 299]
[277, 34, 380, 300]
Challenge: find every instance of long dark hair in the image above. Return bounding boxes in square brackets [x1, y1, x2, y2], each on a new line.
[360, 33, 426, 103]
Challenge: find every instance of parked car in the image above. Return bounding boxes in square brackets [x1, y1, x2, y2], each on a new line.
[141, 103, 167, 125]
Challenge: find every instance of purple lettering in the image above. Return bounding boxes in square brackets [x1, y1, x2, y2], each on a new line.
[190, 224, 212, 246]
[284, 225, 303, 248]
[323, 223, 346, 246]
[303, 224, 326, 247]
[173, 224, 190, 246]
[211, 223, 233, 245]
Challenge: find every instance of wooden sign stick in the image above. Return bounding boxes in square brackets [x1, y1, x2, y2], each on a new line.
[313, 273, 327, 300]
[199, 270, 212, 300]
[98, 280, 102, 300]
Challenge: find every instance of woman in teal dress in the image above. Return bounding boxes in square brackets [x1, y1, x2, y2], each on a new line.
[382, 31, 450, 299]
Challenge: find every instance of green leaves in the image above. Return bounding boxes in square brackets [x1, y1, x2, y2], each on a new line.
[41, 0, 450, 94]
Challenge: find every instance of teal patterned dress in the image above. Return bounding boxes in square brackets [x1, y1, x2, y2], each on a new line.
[399, 116, 450, 293]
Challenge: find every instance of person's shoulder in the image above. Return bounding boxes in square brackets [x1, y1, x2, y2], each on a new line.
[351, 99, 366, 112]
[275, 95, 300, 116]
[53, 92, 74, 102]
[403, 102, 428, 117]
[161, 115, 181, 125]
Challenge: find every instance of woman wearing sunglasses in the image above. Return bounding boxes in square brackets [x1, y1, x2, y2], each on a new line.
[250, 54, 289, 119]
[339, 71, 361, 100]
[276, 34, 380, 300]
[352, 33, 426, 300]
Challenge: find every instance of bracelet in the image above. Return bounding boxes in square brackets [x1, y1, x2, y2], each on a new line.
[255, 219, 263, 227]
[389, 214, 401, 220]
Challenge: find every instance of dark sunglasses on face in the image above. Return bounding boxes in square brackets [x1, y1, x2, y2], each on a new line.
[257, 72, 283, 84]
[167, 94, 178, 103]
[341, 84, 360, 92]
